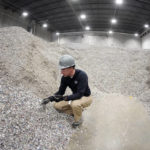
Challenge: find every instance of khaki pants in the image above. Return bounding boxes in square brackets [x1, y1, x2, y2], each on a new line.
[54, 96, 93, 122]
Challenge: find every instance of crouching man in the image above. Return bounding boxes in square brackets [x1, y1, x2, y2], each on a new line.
[41, 54, 92, 128]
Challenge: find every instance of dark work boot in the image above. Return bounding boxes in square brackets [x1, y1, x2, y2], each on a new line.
[71, 114, 74, 117]
[72, 118, 83, 128]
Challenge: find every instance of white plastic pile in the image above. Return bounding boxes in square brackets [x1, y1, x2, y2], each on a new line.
[0, 76, 74, 150]
[0, 26, 150, 150]
[0, 27, 78, 150]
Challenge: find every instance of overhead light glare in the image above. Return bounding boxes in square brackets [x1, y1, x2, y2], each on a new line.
[144, 24, 149, 28]
[80, 14, 87, 20]
[108, 30, 113, 34]
[42, 23, 48, 28]
[111, 18, 117, 24]
[56, 32, 60, 36]
[85, 26, 90, 31]
[22, 11, 28, 17]
[71, 0, 79, 2]
[134, 33, 139, 37]
[116, 0, 123, 5]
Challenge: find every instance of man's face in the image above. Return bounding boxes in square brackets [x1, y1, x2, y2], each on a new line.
[61, 67, 72, 77]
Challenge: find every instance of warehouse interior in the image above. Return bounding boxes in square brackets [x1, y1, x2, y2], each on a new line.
[0, 0, 150, 150]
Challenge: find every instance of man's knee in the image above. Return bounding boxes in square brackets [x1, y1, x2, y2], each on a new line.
[54, 102, 61, 110]
[71, 100, 81, 109]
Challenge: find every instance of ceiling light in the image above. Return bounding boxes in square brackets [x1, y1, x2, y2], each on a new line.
[22, 11, 28, 17]
[56, 32, 60, 36]
[115, 0, 123, 5]
[71, 0, 79, 2]
[108, 30, 113, 34]
[134, 33, 139, 37]
[144, 24, 149, 28]
[42, 23, 48, 28]
[85, 26, 90, 31]
[80, 14, 86, 20]
[111, 18, 117, 24]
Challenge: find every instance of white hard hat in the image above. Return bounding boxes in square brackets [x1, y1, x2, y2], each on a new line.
[59, 55, 75, 69]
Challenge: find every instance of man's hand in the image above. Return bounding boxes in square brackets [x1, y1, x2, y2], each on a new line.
[41, 98, 50, 105]
[41, 96, 57, 105]
[41, 95, 68, 105]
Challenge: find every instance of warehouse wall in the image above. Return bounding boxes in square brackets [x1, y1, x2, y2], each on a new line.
[142, 32, 150, 50]
[52, 32, 142, 50]
[34, 25, 52, 42]
[0, 6, 52, 41]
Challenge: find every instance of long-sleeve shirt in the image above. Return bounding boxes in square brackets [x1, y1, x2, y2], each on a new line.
[55, 69, 91, 100]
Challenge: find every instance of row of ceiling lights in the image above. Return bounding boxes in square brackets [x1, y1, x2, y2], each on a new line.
[22, 11, 49, 28]
[109, 17, 149, 37]
[134, 24, 149, 37]
[76, 0, 124, 32]
[22, 11, 60, 35]
[105, 0, 149, 37]
[21, 0, 149, 37]
[21, 0, 124, 36]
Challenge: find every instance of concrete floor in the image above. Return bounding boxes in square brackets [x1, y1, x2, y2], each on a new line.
[65, 94, 150, 150]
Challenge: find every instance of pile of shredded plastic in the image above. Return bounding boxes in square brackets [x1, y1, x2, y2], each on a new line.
[0, 27, 150, 150]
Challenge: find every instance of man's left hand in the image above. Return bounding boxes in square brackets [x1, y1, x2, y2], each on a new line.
[54, 95, 67, 102]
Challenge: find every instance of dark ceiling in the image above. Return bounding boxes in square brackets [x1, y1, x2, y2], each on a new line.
[1, 0, 150, 35]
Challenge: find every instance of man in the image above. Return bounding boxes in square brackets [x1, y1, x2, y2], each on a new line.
[41, 54, 92, 128]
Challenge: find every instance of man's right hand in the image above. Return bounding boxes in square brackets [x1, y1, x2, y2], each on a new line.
[41, 95, 64, 105]
[41, 96, 55, 105]
[41, 98, 51, 105]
